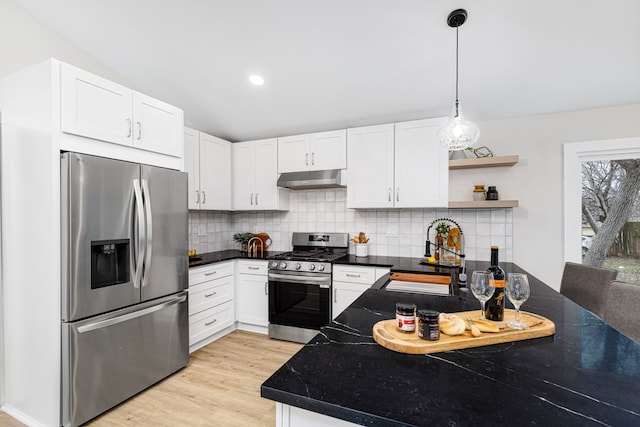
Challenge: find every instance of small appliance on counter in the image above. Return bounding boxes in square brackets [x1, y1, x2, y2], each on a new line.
[267, 232, 349, 343]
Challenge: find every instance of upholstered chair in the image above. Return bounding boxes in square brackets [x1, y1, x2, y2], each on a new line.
[560, 262, 617, 319]
[602, 280, 640, 343]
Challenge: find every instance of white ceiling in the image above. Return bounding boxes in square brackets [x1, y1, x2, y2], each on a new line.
[12, 0, 640, 142]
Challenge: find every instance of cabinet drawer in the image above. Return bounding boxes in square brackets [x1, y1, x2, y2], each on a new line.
[189, 261, 234, 287]
[333, 266, 381, 285]
[237, 260, 268, 275]
[189, 301, 234, 346]
[189, 276, 233, 315]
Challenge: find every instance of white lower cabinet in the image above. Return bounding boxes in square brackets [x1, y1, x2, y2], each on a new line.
[189, 301, 234, 348]
[332, 265, 389, 320]
[236, 260, 269, 334]
[188, 261, 235, 352]
[277, 403, 360, 427]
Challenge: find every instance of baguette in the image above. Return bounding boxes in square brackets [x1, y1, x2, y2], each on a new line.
[468, 319, 500, 333]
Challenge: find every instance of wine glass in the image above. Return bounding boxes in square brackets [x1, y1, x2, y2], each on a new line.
[470, 271, 495, 321]
[505, 273, 531, 330]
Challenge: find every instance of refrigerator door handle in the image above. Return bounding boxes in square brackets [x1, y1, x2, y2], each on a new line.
[141, 179, 153, 288]
[76, 294, 187, 334]
[132, 179, 146, 289]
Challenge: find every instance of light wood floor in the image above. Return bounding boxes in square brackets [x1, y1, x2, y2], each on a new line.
[0, 331, 302, 427]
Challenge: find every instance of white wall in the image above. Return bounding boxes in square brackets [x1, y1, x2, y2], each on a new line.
[450, 104, 640, 289]
[0, 0, 130, 85]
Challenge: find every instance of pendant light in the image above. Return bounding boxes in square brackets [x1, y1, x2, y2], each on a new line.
[439, 9, 480, 151]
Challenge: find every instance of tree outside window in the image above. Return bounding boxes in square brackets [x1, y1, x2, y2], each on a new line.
[582, 159, 640, 285]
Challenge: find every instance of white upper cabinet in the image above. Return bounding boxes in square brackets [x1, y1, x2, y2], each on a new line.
[394, 118, 448, 208]
[184, 127, 201, 210]
[132, 91, 183, 157]
[200, 133, 231, 210]
[278, 129, 347, 173]
[61, 63, 183, 158]
[347, 118, 448, 208]
[232, 139, 289, 211]
[184, 127, 231, 210]
[347, 124, 395, 208]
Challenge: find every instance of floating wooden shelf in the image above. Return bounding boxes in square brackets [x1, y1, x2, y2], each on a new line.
[449, 155, 519, 170]
[448, 200, 519, 208]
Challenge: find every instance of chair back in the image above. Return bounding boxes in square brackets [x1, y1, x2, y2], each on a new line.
[603, 281, 640, 343]
[560, 262, 617, 318]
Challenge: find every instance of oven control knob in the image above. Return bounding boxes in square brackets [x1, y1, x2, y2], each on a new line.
[271, 261, 279, 269]
[279, 262, 287, 269]
[295, 263, 302, 270]
[308, 264, 316, 271]
[318, 264, 326, 272]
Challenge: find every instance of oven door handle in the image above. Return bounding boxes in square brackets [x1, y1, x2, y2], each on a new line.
[268, 273, 331, 288]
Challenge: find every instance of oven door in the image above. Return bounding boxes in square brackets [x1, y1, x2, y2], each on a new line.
[268, 271, 331, 330]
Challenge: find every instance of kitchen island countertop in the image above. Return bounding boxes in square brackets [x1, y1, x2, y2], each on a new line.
[260, 262, 640, 426]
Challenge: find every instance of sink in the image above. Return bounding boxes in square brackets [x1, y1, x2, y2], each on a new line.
[384, 280, 451, 296]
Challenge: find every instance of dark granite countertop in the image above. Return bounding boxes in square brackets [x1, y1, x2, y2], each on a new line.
[334, 254, 463, 275]
[261, 262, 640, 426]
[188, 249, 286, 268]
[192, 250, 465, 275]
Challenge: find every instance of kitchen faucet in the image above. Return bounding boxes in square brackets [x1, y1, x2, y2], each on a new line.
[424, 218, 467, 285]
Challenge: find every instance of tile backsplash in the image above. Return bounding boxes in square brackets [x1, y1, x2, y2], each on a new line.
[189, 188, 512, 262]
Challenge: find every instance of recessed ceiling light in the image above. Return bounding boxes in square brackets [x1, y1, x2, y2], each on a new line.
[249, 75, 264, 86]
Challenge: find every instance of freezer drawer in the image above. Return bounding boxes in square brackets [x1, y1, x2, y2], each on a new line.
[61, 293, 189, 427]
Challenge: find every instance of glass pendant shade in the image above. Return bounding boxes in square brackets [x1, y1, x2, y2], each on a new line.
[439, 100, 480, 151]
[440, 9, 479, 152]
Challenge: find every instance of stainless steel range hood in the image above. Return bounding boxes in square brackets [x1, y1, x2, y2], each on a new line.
[277, 169, 346, 190]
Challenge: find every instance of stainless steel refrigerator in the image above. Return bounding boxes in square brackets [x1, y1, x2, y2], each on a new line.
[60, 152, 189, 427]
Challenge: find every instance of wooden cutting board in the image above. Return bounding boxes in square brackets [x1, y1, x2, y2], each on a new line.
[389, 272, 451, 284]
[373, 309, 555, 355]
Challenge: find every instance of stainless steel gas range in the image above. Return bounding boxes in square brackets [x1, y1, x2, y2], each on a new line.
[268, 232, 349, 343]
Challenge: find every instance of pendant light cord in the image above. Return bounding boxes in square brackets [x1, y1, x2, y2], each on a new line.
[455, 25, 460, 116]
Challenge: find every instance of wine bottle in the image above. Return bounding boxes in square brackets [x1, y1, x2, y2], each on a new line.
[485, 246, 505, 321]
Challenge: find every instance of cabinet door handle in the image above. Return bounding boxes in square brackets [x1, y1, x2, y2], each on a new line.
[204, 292, 216, 297]
[346, 273, 361, 278]
[255, 193, 259, 205]
[136, 121, 142, 140]
[388, 188, 391, 202]
[204, 271, 217, 276]
[265, 282, 268, 295]
[333, 288, 337, 303]
[305, 153, 309, 166]
[202, 191, 206, 204]
[311, 152, 315, 165]
[205, 319, 217, 326]
[125, 118, 132, 137]
[396, 187, 400, 202]
[248, 266, 260, 270]
[195, 190, 200, 203]
[250, 193, 254, 205]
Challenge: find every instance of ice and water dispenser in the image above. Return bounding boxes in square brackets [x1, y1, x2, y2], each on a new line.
[91, 239, 130, 289]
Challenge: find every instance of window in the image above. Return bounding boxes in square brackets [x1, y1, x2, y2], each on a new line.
[564, 138, 640, 285]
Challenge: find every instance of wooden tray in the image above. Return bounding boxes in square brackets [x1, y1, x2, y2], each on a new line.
[373, 309, 555, 355]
